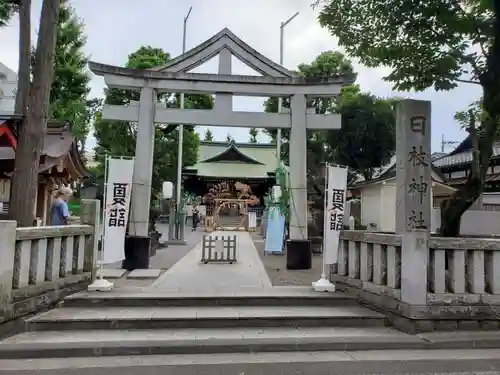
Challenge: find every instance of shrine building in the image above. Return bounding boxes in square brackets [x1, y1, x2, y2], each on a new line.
[0, 118, 90, 224]
[183, 140, 278, 218]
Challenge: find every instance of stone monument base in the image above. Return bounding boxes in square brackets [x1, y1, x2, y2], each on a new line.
[286, 239, 312, 270]
[122, 235, 151, 271]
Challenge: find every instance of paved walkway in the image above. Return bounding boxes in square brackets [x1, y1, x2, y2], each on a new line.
[151, 231, 272, 293]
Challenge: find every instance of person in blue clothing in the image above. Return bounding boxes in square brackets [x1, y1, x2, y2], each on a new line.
[50, 186, 73, 225]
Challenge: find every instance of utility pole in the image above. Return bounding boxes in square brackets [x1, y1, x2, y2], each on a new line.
[277, 11, 299, 166]
[441, 134, 458, 152]
[176, 6, 192, 209]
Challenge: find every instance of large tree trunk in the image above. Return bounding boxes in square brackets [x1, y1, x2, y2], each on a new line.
[439, 3, 500, 237]
[9, 0, 61, 227]
[14, 0, 31, 116]
[439, 181, 483, 237]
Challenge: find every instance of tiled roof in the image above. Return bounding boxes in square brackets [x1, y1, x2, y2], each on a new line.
[433, 143, 500, 167]
[448, 172, 500, 186]
[0, 121, 74, 161]
[0, 121, 89, 177]
[186, 141, 278, 179]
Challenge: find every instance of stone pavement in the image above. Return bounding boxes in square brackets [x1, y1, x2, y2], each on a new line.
[104, 224, 205, 270]
[151, 231, 272, 293]
[2, 349, 500, 373]
[95, 225, 206, 290]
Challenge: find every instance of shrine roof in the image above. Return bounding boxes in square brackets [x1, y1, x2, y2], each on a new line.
[185, 141, 278, 179]
[0, 120, 90, 178]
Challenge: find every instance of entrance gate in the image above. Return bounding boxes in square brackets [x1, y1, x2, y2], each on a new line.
[89, 28, 353, 249]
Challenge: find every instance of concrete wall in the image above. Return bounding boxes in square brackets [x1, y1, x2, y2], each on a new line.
[380, 183, 396, 232]
[431, 208, 500, 235]
[0, 62, 17, 115]
[360, 184, 381, 229]
[357, 183, 500, 234]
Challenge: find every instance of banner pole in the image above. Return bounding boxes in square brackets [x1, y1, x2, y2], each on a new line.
[88, 155, 114, 292]
[312, 162, 336, 293]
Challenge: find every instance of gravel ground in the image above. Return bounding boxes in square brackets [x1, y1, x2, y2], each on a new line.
[251, 233, 323, 286]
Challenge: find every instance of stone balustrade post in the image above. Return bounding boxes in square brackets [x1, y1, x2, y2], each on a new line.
[81, 199, 100, 283]
[401, 229, 428, 304]
[0, 220, 17, 316]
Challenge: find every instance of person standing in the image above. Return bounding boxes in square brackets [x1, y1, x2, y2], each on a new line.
[50, 186, 72, 225]
[192, 204, 199, 231]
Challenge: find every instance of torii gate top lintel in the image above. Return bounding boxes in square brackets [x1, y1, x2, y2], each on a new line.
[87, 27, 355, 93]
[151, 27, 297, 77]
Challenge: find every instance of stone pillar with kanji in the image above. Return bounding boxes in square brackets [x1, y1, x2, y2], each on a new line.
[395, 99, 431, 305]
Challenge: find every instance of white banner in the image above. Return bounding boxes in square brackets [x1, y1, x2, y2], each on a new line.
[103, 157, 134, 264]
[323, 164, 348, 265]
[248, 211, 257, 228]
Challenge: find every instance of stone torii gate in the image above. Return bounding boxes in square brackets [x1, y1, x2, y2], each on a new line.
[89, 28, 353, 267]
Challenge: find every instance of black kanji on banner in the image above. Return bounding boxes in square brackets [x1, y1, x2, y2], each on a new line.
[331, 189, 345, 210]
[329, 188, 345, 231]
[108, 183, 129, 227]
[108, 207, 127, 227]
[112, 183, 127, 205]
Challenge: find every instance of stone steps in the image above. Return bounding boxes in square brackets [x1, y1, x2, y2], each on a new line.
[3, 287, 500, 360]
[63, 289, 357, 307]
[217, 216, 244, 227]
[24, 305, 387, 331]
[3, 326, 500, 360]
[0, 326, 428, 359]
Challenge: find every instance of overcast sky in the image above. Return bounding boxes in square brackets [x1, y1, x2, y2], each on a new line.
[0, 0, 481, 152]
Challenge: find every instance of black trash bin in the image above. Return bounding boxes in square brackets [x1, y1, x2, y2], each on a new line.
[122, 235, 151, 271]
[286, 239, 312, 270]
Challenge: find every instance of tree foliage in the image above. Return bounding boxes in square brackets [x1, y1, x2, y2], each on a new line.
[264, 51, 394, 179]
[47, 3, 94, 149]
[0, 0, 18, 26]
[315, 0, 500, 236]
[248, 128, 259, 143]
[329, 85, 395, 180]
[93, 45, 213, 195]
[203, 128, 214, 141]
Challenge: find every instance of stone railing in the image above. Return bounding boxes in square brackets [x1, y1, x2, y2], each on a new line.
[332, 230, 500, 332]
[0, 199, 100, 332]
[428, 237, 500, 302]
[13, 225, 93, 290]
[334, 231, 402, 299]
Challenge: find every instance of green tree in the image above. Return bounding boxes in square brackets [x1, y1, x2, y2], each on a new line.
[263, 51, 356, 165]
[248, 128, 259, 143]
[93, 45, 213, 194]
[48, 3, 94, 150]
[328, 85, 395, 181]
[0, 0, 17, 26]
[203, 128, 214, 141]
[316, 0, 499, 237]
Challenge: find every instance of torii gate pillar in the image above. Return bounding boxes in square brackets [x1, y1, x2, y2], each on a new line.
[289, 94, 308, 241]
